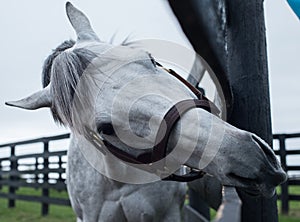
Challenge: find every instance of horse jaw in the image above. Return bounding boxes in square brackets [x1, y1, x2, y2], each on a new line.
[66, 2, 100, 42]
[5, 85, 52, 110]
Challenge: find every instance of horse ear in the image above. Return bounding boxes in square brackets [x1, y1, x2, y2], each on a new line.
[65, 2, 100, 42]
[5, 85, 52, 110]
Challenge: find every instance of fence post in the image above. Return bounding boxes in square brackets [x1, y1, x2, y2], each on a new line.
[278, 135, 288, 214]
[0, 158, 2, 190]
[59, 156, 63, 183]
[8, 145, 17, 208]
[42, 141, 49, 216]
[35, 157, 39, 185]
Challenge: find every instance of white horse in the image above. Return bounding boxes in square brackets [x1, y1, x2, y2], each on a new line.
[6, 2, 286, 222]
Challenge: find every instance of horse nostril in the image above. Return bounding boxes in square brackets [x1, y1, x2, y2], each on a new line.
[251, 134, 288, 184]
[251, 135, 278, 166]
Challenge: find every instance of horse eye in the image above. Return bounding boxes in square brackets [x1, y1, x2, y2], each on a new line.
[97, 122, 115, 135]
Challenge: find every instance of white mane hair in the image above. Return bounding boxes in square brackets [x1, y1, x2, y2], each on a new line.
[43, 40, 97, 126]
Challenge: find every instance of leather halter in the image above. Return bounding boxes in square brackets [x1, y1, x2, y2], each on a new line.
[85, 62, 220, 182]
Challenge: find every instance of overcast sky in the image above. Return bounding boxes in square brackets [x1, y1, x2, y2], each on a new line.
[0, 0, 299, 144]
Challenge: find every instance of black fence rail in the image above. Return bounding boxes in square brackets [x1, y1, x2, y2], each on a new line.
[0, 133, 71, 215]
[273, 133, 300, 214]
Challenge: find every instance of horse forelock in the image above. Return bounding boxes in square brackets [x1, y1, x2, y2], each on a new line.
[42, 40, 76, 88]
[43, 40, 97, 126]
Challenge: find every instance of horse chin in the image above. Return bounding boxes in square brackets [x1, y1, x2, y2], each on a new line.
[257, 184, 277, 198]
[224, 173, 277, 198]
[238, 185, 276, 198]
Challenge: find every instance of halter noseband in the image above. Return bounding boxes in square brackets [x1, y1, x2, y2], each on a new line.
[85, 62, 220, 182]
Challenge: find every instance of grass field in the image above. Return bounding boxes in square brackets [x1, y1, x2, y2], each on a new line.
[0, 187, 76, 222]
[277, 186, 300, 222]
[0, 186, 300, 221]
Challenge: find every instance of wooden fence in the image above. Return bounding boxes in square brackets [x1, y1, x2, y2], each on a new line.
[0, 132, 299, 216]
[273, 133, 300, 215]
[0, 133, 71, 215]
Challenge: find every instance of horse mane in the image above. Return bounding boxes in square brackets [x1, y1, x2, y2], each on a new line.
[42, 40, 97, 126]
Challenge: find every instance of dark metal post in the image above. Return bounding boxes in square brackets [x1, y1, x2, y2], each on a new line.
[278, 135, 288, 214]
[8, 145, 17, 208]
[168, 0, 278, 221]
[42, 141, 49, 216]
[226, 1, 278, 221]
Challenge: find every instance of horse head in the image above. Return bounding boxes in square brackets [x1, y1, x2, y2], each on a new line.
[6, 2, 286, 197]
